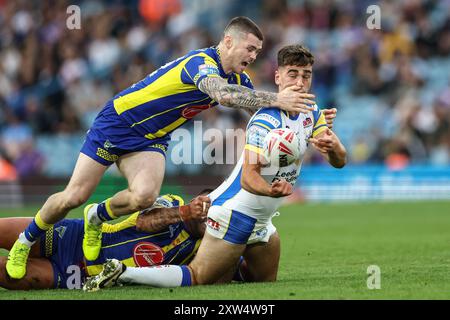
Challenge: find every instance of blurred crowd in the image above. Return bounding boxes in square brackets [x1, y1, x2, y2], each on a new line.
[0, 0, 449, 179]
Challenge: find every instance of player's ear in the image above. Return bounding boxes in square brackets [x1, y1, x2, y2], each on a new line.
[274, 69, 281, 86]
[224, 35, 233, 49]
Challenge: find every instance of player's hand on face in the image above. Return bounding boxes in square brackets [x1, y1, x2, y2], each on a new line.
[269, 179, 293, 198]
[323, 108, 337, 129]
[308, 128, 338, 154]
[188, 195, 211, 221]
[276, 86, 315, 114]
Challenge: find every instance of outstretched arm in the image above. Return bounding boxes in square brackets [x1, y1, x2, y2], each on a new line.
[135, 207, 180, 232]
[309, 128, 347, 168]
[136, 196, 210, 237]
[198, 77, 315, 113]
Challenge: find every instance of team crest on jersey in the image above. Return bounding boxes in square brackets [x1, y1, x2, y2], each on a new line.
[103, 140, 116, 150]
[247, 125, 267, 147]
[54, 226, 67, 239]
[303, 117, 312, 128]
[182, 105, 211, 119]
[133, 242, 164, 267]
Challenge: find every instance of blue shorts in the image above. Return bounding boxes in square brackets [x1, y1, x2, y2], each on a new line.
[40, 219, 86, 289]
[80, 101, 170, 166]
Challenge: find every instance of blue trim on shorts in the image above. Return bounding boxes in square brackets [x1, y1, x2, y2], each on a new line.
[223, 210, 257, 245]
[147, 145, 167, 158]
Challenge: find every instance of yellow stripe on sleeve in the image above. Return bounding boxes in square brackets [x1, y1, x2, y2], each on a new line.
[162, 194, 185, 206]
[113, 53, 213, 115]
[312, 112, 328, 138]
[131, 96, 210, 128]
[245, 144, 265, 156]
[101, 212, 139, 233]
[251, 122, 272, 131]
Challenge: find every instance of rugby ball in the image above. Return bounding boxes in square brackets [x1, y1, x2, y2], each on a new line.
[263, 128, 300, 167]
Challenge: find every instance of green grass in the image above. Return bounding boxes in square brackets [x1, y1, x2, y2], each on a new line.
[1, 201, 449, 300]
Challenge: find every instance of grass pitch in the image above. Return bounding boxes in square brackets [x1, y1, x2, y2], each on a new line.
[0, 201, 449, 300]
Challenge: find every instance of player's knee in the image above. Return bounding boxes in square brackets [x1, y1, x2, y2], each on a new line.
[188, 263, 214, 285]
[0, 257, 21, 289]
[60, 189, 90, 210]
[130, 190, 157, 211]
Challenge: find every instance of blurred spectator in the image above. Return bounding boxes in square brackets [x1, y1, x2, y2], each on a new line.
[12, 139, 44, 178]
[0, 156, 17, 181]
[0, 0, 449, 178]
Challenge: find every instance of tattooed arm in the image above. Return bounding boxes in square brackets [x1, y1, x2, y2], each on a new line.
[198, 77, 316, 113]
[136, 195, 210, 238]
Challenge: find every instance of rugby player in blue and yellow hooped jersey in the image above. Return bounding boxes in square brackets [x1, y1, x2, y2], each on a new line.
[7, 16, 317, 280]
[0, 192, 210, 290]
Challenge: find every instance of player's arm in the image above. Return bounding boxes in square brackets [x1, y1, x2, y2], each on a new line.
[241, 149, 293, 197]
[135, 207, 180, 232]
[309, 128, 347, 168]
[198, 77, 315, 113]
[135, 196, 210, 237]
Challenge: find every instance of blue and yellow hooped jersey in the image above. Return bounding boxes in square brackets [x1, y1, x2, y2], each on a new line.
[85, 194, 201, 276]
[109, 46, 254, 140]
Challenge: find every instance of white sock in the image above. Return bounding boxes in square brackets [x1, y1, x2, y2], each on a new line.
[87, 204, 103, 226]
[118, 265, 192, 287]
[18, 232, 34, 247]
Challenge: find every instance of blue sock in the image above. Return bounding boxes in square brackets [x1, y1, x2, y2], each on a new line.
[180, 265, 192, 287]
[23, 212, 52, 243]
[96, 201, 116, 222]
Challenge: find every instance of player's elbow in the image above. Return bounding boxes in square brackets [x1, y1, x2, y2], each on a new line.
[333, 160, 346, 169]
[332, 153, 347, 169]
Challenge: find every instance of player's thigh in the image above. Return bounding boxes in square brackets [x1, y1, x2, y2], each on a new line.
[189, 232, 246, 285]
[0, 256, 54, 290]
[0, 218, 41, 257]
[65, 153, 109, 196]
[243, 232, 280, 282]
[117, 151, 166, 195]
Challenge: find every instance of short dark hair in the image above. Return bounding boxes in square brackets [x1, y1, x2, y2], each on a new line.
[224, 16, 264, 41]
[277, 45, 314, 67]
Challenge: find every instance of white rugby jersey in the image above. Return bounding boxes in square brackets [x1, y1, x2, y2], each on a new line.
[209, 106, 327, 222]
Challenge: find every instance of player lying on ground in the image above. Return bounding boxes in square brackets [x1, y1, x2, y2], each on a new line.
[0, 193, 211, 290]
[83, 44, 347, 291]
[7, 16, 322, 280]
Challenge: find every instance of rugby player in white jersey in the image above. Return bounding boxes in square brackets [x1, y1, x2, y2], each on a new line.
[83, 44, 346, 290]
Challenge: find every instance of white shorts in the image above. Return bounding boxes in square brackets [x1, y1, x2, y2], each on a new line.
[206, 205, 277, 245]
